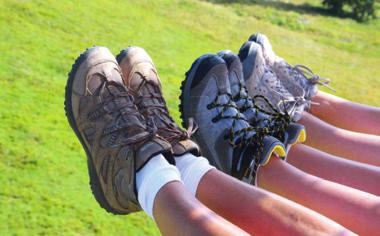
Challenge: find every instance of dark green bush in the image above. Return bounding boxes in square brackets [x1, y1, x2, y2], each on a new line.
[323, 0, 345, 14]
[322, 0, 376, 21]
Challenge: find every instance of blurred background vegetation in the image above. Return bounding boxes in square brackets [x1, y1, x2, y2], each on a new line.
[0, 0, 379, 235]
[322, 0, 376, 22]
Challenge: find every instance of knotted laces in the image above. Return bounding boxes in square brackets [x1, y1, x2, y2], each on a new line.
[233, 81, 291, 141]
[135, 79, 198, 146]
[294, 64, 336, 92]
[87, 80, 157, 148]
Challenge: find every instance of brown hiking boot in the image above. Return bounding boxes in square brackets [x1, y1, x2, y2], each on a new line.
[117, 46, 200, 157]
[64, 46, 173, 214]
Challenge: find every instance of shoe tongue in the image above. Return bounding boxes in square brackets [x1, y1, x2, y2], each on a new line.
[138, 82, 172, 123]
[217, 95, 255, 141]
[234, 87, 251, 107]
[172, 139, 200, 156]
[135, 137, 173, 170]
[136, 83, 183, 140]
[136, 69, 163, 103]
[231, 85, 257, 122]
[232, 93, 271, 129]
[232, 121, 258, 146]
[263, 70, 294, 100]
[262, 69, 284, 90]
[241, 108, 256, 123]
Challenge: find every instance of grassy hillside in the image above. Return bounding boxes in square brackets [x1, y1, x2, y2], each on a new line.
[1, 0, 379, 235]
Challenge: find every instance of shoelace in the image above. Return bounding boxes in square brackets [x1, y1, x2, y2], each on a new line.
[263, 69, 308, 116]
[252, 94, 291, 140]
[233, 88, 270, 130]
[208, 91, 269, 180]
[233, 81, 291, 141]
[87, 80, 157, 147]
[293, 64, 336, 92]
[136, 80, 198, 145]
[207, 91, 265, 149]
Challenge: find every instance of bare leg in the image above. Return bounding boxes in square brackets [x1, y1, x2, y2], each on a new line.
[153, 181, 248, 236]
[287, 144, 380, 196]
[258, 157, 380, 235]
[310, 91, 380, 135]
[299, 112, 380, 166]
[196, 169, 354, 235]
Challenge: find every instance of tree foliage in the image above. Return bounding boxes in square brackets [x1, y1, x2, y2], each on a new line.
[322, 0, 376, 21]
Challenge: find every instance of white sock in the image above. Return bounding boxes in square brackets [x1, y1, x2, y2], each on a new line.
[175, 153, 215, 197]
[136, 154, 181, 219]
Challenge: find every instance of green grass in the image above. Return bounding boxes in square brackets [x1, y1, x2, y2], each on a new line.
[1, 0, 379, 235]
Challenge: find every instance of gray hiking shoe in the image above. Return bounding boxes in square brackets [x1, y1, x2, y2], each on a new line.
[249, 33, 335, 102]
[239, 41, 308, 122]
[64, 46, 173, 214]
[179, 54, 286, 185]
[218, 50, 306, 149]
[116, 46, 200, 157]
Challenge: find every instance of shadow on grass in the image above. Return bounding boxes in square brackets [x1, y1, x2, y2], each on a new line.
[205, 0, 352, 19]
